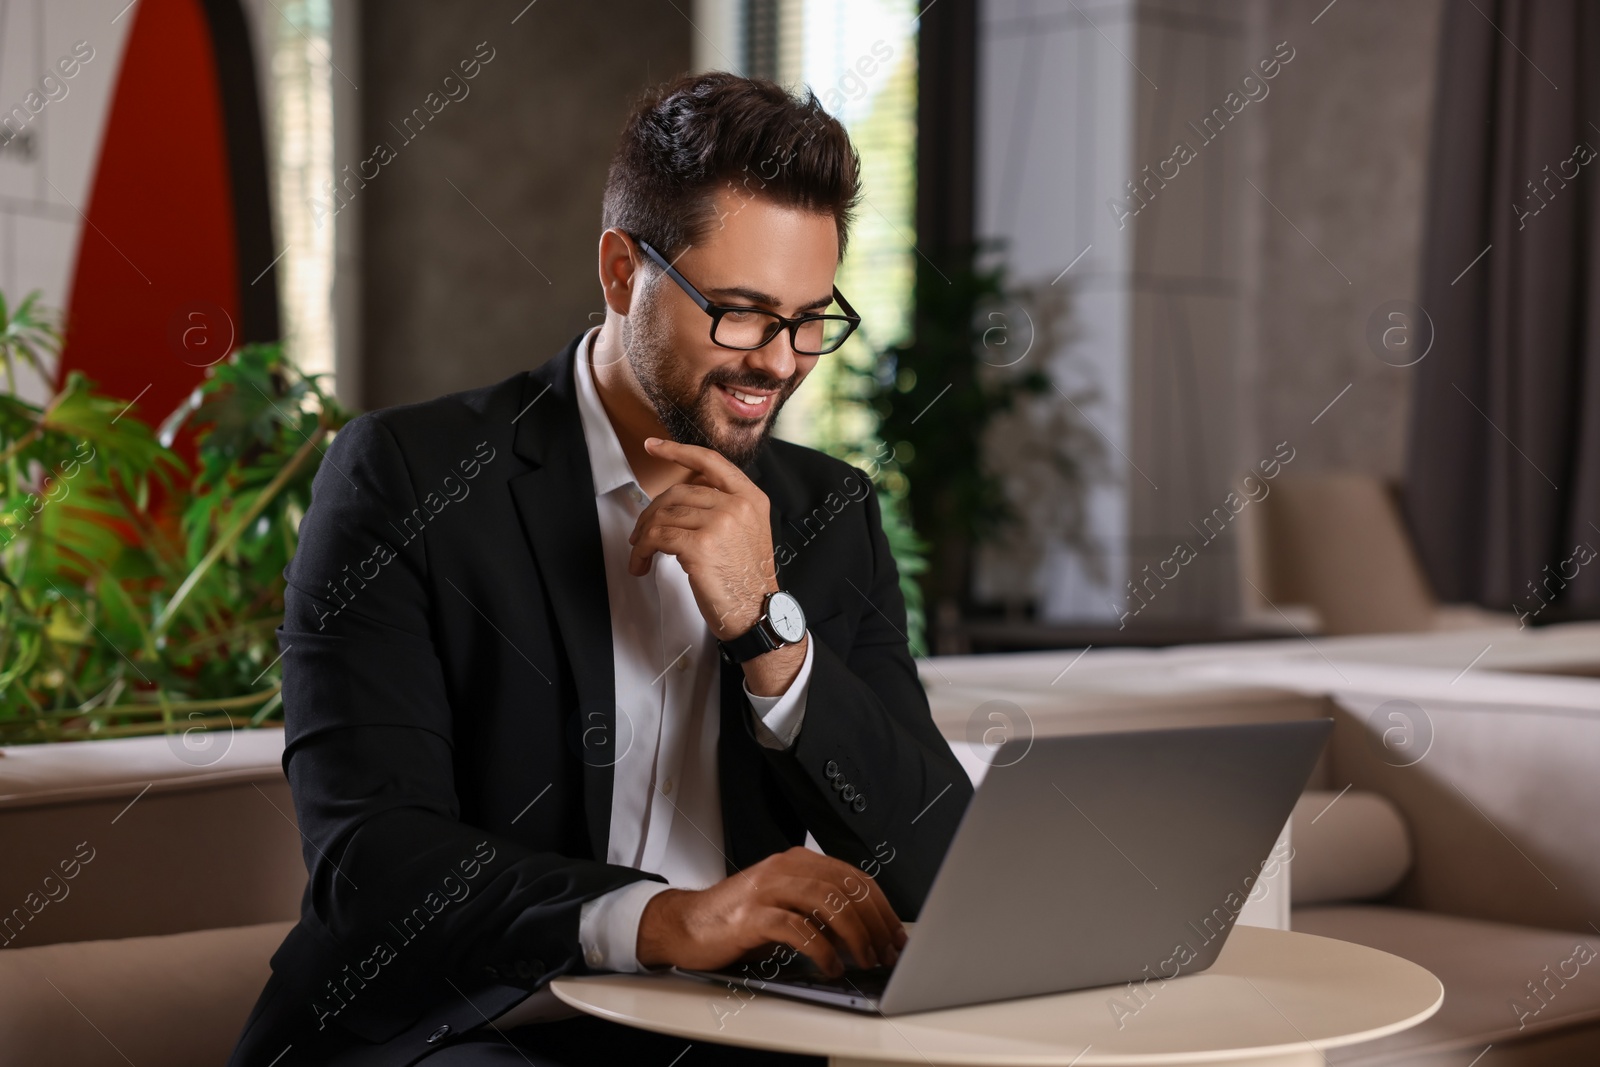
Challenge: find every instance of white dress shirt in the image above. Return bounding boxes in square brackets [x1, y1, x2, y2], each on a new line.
[490, 326, 813, 1027]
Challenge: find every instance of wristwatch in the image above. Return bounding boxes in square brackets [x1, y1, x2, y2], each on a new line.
[718, 590, 807, 663]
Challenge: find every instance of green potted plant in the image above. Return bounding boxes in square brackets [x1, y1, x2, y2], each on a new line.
[849, 242, 1107, 652]
[0, 292, 349, 744]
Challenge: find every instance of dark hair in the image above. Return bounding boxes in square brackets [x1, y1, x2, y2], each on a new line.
[601, 72, 861, 263]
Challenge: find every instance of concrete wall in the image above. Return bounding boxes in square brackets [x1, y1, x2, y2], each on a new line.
[1250, 0, 1444, 480]
[1121, 0, 1252, 624]
[974, 0, 1445, 622]
[357, 1, 693, 410]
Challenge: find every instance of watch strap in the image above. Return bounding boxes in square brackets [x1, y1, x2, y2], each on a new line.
[718, 620, 778, 664]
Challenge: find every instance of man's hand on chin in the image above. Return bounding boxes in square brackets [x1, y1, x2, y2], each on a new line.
[634, 847, 907, 976]
[625, 436, 807, 696]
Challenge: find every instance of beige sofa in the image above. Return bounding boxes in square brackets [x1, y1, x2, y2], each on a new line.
[3, 624, 1599, 1065]
[0, 730, 300, 1066]
[1290, 790, 1600, 1065]
[924, 625, 1600, 1065]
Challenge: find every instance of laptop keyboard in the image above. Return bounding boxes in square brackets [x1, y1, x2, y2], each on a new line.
[761, 962, 895, 997]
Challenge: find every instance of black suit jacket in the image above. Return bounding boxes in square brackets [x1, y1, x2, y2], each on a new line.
[228, 333, 973, 1067]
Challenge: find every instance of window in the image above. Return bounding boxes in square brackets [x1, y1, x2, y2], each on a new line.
[256, 0, 337, 390]
[696, 0, 920, 458]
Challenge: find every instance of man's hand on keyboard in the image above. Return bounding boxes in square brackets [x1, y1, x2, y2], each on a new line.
[635, 846, 907, 977]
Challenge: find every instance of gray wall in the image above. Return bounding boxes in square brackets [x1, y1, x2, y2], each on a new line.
[1123, 0, 1252, 623]
[1251, 0, 1443, 480]
[1130, 0, 1447, 619]
[975, 0, 1445, 621]
[358, 1, 693, 410]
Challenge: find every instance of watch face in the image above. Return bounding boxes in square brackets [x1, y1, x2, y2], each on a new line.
[767, 591, 806, 644]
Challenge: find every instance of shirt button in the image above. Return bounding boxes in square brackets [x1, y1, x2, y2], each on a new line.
[587, 948, 604, 966]
[675, 654, 690, 671]
[631, 487, 648, 505]
[662, 777, 673, 795]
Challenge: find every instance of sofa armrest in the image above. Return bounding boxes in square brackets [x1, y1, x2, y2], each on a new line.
[0, 730, 304, 947]
[1326, 689, 1600, 932]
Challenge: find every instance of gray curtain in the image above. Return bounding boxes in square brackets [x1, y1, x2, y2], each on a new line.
[1406, 0, 1600, 621]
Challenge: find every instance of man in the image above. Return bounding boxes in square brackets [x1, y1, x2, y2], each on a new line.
[228, 72, 972, 1066]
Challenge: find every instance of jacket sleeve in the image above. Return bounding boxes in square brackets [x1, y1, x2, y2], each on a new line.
[276, 414, 663, 1028]
[753, 480, 975, 920]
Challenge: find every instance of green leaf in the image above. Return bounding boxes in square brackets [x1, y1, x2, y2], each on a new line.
[2, 298, 352, 737]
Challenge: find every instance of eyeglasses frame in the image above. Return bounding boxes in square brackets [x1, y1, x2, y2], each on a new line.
[631, 235, 861, 355]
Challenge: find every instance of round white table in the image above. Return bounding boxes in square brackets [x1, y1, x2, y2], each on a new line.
[550, 925, 1442, 1067]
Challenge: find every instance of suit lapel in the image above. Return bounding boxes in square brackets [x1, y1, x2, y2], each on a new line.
[507, 335, 616, 864]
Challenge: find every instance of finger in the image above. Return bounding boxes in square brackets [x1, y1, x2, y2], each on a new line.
[872, 889, 908, 952]
[688, 471, 722, 490]
[766, 877, 881, 971]
[836, 862, 903, 938]
[809, 899, 879, 971]
[787, 851, 906, 957]
[735, 940, 789, 966]
[758, 850, 892, 925]
[756, 906, 843, 976]
[644, 436, 752, 495]
[806, 859, 899, 964]
[650, 482, 726, 510]
[639, 504, 716, 536]
[627, 521, 704, 576]
[762, 889, 870, 976]
[836, 871, 895, 963]
[628, 485, 724, 546]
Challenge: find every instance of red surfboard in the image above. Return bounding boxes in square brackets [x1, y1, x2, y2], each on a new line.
[54, 0, 278, 464]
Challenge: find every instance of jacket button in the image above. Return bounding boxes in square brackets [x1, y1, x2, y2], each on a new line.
[529, 959, 544, 974]
[824, 760, 840, 778]
[853, 794, 867, 812]
[483, 965, 500, 979]
[841, 784, 856, 801]
[427, 1025, 451, 1044]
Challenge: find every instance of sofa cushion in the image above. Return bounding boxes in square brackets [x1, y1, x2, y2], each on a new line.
[0, 920, 293, 1067]
[1294, 905, 1600, 1064]
[1291, 790, 1411, 905]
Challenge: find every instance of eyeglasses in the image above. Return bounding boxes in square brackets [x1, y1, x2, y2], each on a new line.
[633, 236, 861, 355]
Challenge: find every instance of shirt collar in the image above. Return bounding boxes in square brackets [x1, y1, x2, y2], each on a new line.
[573, 324, 642, 499]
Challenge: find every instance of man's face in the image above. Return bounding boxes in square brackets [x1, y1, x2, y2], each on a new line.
[620, 187, 840, 468]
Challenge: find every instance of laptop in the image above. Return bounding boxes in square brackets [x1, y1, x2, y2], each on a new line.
[675, 717, 1333, 1015]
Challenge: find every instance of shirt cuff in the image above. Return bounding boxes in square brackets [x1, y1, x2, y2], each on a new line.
[743, 630, 813, 750]
[578, 879, 677, 973]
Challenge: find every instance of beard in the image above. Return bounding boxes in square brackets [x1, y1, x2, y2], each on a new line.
[622, 283, 800, 470]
